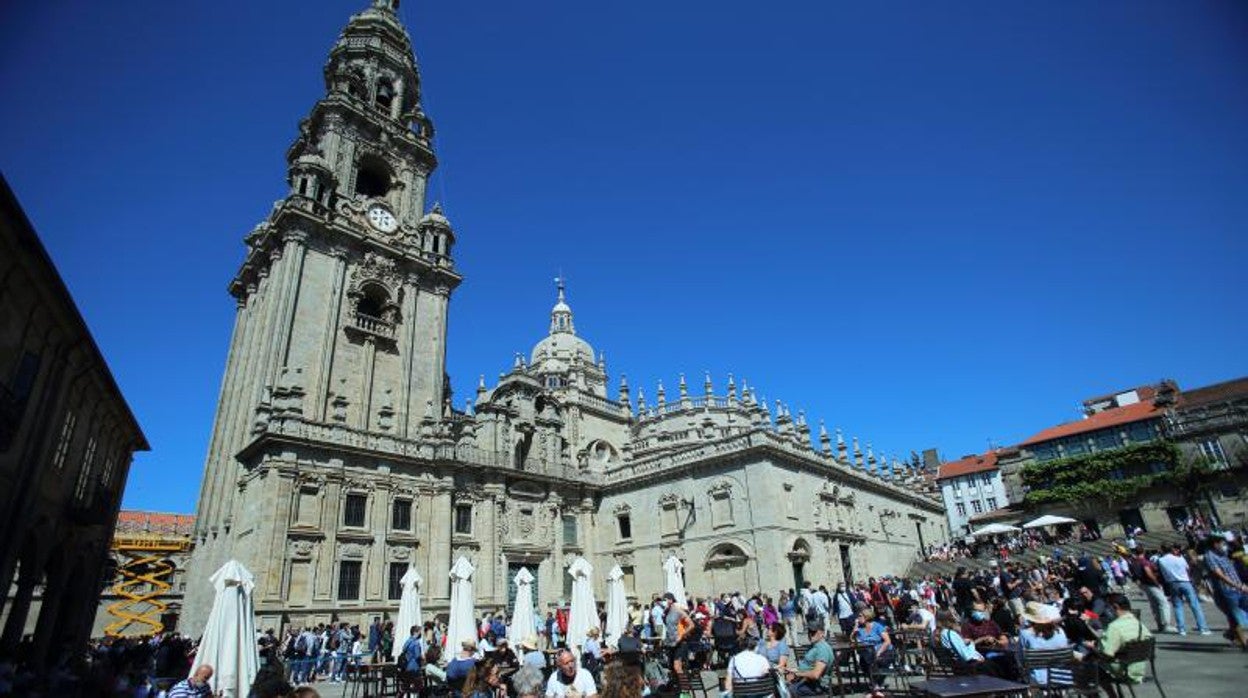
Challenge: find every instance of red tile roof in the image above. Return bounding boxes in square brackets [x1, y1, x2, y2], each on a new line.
[116, 510, 195, 536]
[938, 450, 1000, 480]
[1020, 400, 1159, 446]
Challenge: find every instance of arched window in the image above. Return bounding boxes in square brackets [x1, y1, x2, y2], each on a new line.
[355, 285, 389, 320]
[375, 80, 394, 112]
[354, 159, 390, 198]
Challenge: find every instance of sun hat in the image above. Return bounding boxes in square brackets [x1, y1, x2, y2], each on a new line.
[1023, 602, 1061, 625]
[518, 636, 538, 651]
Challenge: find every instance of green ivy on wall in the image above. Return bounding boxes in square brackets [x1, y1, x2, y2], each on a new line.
[1021, 442, 1184, 507]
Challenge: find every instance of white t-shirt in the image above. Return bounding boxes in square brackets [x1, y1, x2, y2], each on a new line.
[1157, 553, 1191, 583]
[913, 608, 936, 634]
[810, 591, 830, 617]
[728, 649, 771, 681]
[545, 668, 597, 698]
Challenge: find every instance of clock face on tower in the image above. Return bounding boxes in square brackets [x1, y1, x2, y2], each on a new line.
[366, 204, 398, 233]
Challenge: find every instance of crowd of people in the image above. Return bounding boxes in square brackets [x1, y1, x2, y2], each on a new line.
[5, 526, 1247, 697]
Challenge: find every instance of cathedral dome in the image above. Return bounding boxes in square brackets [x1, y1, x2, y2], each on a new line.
[531, 332, 595, 367]
[529, 278, 596, 368]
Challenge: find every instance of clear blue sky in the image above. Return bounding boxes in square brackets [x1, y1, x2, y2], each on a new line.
[2, 1, 1245, 513]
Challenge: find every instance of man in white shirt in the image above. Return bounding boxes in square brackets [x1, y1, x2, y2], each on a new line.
[725, 646, 770, 694]
[545, 648, 598, 698]
[832, 584, 856, 636]
[1157, 543, 1210, 635]
[810, 586, 831, 621]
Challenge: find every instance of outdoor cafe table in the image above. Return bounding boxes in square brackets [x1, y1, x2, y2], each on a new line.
[909, 675, 1029, 697]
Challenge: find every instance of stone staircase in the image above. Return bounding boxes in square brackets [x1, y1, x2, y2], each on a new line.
[905, 529, 1190, 579]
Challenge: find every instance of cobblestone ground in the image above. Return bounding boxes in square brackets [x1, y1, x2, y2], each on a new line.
[307, 593, 1245, 697]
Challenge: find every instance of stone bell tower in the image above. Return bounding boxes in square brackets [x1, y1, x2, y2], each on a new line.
[184, 0, 461, 627]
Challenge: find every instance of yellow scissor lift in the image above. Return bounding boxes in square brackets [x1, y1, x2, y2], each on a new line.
[104, 534, 191, 637]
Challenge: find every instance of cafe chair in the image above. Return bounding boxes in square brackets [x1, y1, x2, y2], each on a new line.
[1099, 638, 1166, 698]
[730, 673, 778, 698]
[675, 667, 714, 698]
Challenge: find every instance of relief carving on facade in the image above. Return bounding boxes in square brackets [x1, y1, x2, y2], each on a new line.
[338, 542, 367, 559]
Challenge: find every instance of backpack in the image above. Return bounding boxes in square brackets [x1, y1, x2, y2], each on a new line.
[294, 634, 309, 656]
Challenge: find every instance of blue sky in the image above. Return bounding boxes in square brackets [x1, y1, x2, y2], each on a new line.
[2, 1, 1245, 513]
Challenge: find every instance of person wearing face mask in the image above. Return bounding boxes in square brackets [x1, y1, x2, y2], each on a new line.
[1203, 534, 1248, 648]
[831, 583, 856, 636]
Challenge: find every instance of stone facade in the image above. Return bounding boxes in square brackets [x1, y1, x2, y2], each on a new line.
[182, 1, 945, 634]
[0, 176, 149, 667]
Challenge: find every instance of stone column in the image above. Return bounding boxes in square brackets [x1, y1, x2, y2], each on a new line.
[427, 486, 453, 602]
[316, 477, 343, 601]
[315, 248, 348, 420]
[366, 481, 391, 601]
[198, 297, 248, 530]
[480, 485, 506, 605]
[397, 276, 420, 438]
[260, 467, 296, 600]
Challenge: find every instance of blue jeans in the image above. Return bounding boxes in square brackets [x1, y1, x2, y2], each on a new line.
[1214, 585, 1248, 628]
[1170, 581, 1209, 632]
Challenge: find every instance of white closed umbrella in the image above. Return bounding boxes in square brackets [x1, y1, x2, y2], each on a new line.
[192, 560, 259, 698]
[604, 565, 628, 648]
[566, 556, 598, 651]
[970, 523, 1021, 537]
[391, 565, 423, 662]
[1022, 514, 1078, 529]
[663, 555, 687, 607]
[508, 567, 537, 647]
[446, 556, 476, 650]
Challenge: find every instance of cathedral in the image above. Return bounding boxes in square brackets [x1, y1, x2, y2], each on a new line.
[183, 1, 947, 632]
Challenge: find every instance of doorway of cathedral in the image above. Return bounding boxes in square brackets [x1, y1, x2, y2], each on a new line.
[838, 544, 854, 586]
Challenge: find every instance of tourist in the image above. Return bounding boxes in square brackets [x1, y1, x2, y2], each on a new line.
[783, 621, 833, 696]
[831, 582, 856, 636]
[545, 648, 598, 698]
[599, 661, 644, 698]
[724, 639, 769, 697]
[1093, 594, 1152, 694]
[934, 610, 992, 675]
[464, 658, 507, 698]
[961, 602, 1009, 655]
[512, 665, 545, 698]
[853, 608, 894, 696]
[1129, 547, 1174, 633]
[1059, 598, 1098, 658]
[518, 636, 545, 671]
[757, 622, 789, 670]
[1203, 534, 1248, 647]
[168, 665, 214, 698]
[400, 625, 424, 675]
[779, 589, 797, 639]
[447, 640, 479, 685]
[1158, 543, 1212, 635]
[1018, 603, 1070, 686]
[423, 645, 448, 684]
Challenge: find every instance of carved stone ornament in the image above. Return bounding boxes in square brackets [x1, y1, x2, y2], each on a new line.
[612, 503, 632, 516]
[615, 552, 634, 567]
[289, 539, 316, 559]
[391, 546, 412, 561]
[658, 493, 680, 508]
[348, 251, 404, 304]
[708, 480, 733, 498]
[339, 542, 367, 560]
